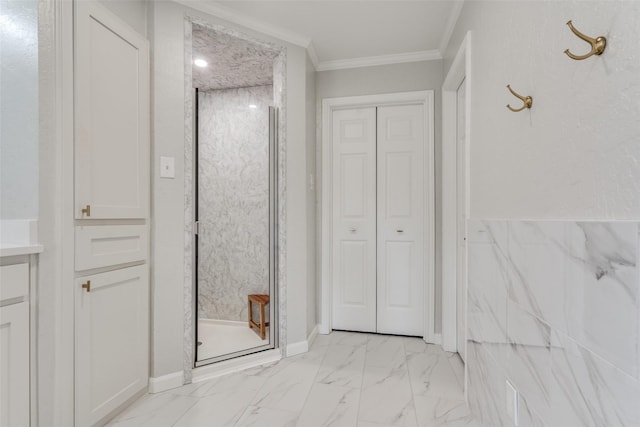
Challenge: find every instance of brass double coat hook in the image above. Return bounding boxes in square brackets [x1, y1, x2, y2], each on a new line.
[564, 20, 607, 60]
[506, 85, 533, 112]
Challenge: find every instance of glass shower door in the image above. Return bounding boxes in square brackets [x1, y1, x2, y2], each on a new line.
[194, 99, 277, 366]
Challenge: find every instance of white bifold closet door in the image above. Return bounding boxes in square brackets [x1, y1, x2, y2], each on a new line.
[332, 108, 378, 332]
[376, 105, 425, 336]
[332, 104, 425, 336]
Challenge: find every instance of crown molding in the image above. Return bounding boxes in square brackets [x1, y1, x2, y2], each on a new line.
[175, 0, 312, 48]
[438, 0, 464, 55]
[316, 50, 442, 72]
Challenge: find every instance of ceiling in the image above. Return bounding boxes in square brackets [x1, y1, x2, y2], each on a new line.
[182, 1, 463, 71]
[192, 24, 279, 90]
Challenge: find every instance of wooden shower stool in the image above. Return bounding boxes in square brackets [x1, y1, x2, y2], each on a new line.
[248, 294, 270, 340]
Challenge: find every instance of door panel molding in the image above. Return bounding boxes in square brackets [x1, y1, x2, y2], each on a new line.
[320, 91, 435, 343]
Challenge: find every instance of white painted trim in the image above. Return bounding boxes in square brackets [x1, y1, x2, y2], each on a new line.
[192, 349, 282, 383]
[286, 340, 309, 357]
[285, 324, 319, 356]
[438, 1, 465, 55]
[434, 333, 443, 345]
[307, 324, 319, 348]
[307, 43, 320, 70]
[38, 1, 76, 424]
[148, 371, 184, 394]
[316, 50, 441, 72]
[175, 0, 311, 48]
[441, 32, 472, 354]
[320, 91, 436, 344]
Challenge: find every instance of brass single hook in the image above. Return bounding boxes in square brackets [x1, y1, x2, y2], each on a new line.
[564, 20, 606, 60]
[506, 85, 533, 112]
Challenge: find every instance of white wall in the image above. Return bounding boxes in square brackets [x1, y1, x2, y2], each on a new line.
[1, 0, 39, 219]
[98, 0, 148, 36]
[444, 1, 640, 220]
[148, 1, 314, 377]
[316, 60, 445, 333]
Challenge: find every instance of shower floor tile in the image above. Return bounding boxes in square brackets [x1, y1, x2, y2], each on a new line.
[197, 319, 270, 361]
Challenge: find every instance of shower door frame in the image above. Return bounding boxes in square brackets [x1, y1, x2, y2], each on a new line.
[183, 17, 287, 378]
[193, 100, 279, 367]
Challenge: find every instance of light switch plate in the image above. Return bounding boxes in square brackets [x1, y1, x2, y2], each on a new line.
[506, 380, 519, 426]
[160, 156, 175, 179]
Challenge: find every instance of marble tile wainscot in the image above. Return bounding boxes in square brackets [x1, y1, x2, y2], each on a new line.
[466, 220, 640, 427]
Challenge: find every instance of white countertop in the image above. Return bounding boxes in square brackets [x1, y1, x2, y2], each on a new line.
[0, 244, 44, 258]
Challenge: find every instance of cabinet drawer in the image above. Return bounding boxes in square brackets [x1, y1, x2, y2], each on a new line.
[75, 225, 148, 271]
[0, 263, 29, 302]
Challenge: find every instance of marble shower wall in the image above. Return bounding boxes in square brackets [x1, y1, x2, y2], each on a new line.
[197, 85, 273, 321]
[466, 220, 640, 427]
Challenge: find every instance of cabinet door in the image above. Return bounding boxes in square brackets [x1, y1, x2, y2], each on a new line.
[331, 108, 377, 332]
[75, 0, 149, 219]
[75, 265, 149, 426]
[376, 104, 425, 336]
[0, 302, 29, 427]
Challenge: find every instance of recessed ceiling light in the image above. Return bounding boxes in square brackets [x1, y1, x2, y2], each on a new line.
[194, 58, 208, 68]
[249, 104, 257, 109]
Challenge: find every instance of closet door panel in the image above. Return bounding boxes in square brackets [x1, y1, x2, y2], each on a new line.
[331, 108, 377, 332]
[377, 104, 425, 336]
[75, 0, 149, 219]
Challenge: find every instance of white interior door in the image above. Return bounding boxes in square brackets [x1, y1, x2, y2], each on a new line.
[376, 105, 425, 336]
[456, 79, 468, 361]
[75, 0, 149, 219]
[331, 108, 377, 332]
[75, 265, 149, 427]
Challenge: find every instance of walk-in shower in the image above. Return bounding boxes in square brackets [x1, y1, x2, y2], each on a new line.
[190, 24, 281, 366]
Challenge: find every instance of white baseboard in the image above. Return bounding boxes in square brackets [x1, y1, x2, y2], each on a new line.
[307, 325, 319, 348]
[148, 371, 184, 394]
[286, 340, 308, 357]
[286, 325, 320, 357]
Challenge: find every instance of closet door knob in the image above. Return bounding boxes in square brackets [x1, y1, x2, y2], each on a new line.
[397, 229, 404, 233]
[349, 228, 357, 233]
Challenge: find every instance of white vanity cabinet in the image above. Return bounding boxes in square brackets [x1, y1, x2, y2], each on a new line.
[0, 263, 30, 427]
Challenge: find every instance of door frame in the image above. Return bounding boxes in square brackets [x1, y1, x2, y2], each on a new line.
[442, 32, 472, 353]
[320, 90, 436, 343]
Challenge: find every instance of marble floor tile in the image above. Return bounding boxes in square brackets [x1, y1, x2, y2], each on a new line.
[413, 396, 480, 427]
[402, 337, 431, 354]
[331, 330, 373, 347]
[407, 351, 464, 399]
[365, 334, 407, 368]
[357, 422, 407, 427]
[235, 405, 299, 427]
[447, 353, 465, 389]
[250, 358, 320, 412]
[173, 377, 264, 427]
[106, 392, 198, 427]
[316, 344, 366, 388]
[109, 331, 477, 427]
[296, 383, 360, 427]
[359, 363, 418, 427]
